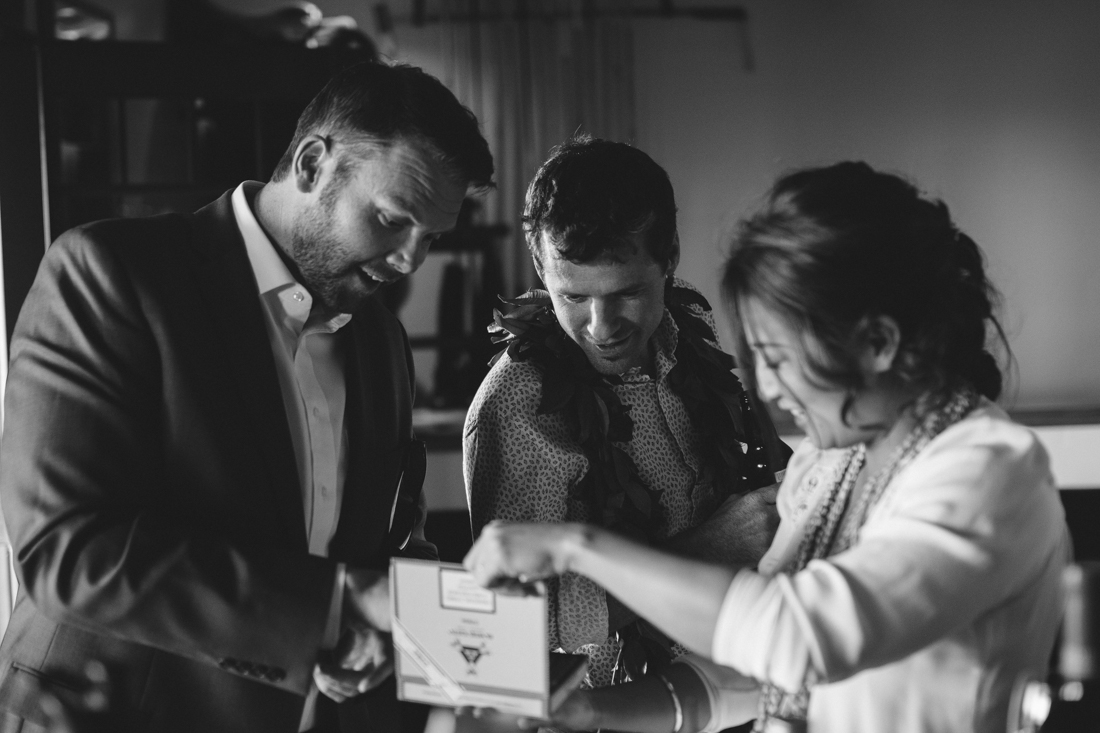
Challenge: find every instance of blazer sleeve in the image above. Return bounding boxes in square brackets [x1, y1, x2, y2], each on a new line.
[0, 226, 334, 695]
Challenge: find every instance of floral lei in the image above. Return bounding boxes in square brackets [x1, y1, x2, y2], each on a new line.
[488, 282, 769, 542]
[488, 281, 783, 678]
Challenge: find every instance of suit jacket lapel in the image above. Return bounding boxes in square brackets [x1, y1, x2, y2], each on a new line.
[188, 191, 308, 552]
[331, 304, 406, 567]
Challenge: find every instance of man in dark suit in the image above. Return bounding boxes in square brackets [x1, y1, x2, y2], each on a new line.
[0, 61, 493, 733]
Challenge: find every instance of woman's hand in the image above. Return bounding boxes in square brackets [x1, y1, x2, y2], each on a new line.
[464, 521, 589, 589]
[467, 520, 737, 655]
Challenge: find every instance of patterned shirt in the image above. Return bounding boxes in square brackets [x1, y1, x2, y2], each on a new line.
[463, 281, 724, 687]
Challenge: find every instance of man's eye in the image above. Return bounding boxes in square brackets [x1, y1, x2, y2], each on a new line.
[379, 214, 404, 229]
[562, 295, 586, 304]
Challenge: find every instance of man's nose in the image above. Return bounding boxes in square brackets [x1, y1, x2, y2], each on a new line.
[586, 301, 618, 342]
[386, 232, 430, 275]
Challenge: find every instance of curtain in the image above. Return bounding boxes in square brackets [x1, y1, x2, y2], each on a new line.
[431, 0, 638, 295]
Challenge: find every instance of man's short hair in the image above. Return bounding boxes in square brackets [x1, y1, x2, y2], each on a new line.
[523, 136, 678, 271]
[271, 62, 494, 190]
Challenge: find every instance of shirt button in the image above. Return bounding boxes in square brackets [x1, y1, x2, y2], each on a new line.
[321, 485, 330, 498]
[293, 291, 305, 302]
[312, 406, 320, 417]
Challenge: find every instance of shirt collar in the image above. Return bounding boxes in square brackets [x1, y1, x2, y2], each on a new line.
[233, 182, 299, 296]
[620, 310, 678, 384]
[231, 182, 352, 335]
[653, 310, 679, 379]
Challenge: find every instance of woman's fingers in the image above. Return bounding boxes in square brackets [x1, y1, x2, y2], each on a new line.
[464, 521, 578, 587]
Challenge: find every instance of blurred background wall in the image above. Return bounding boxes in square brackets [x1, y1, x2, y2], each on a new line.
[626, 0, 1100, 414]
[3, 1, 1098, 576]
[42, 0, 1100, 412]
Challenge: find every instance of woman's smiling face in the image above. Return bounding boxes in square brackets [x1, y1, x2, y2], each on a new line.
[742, 300, 893, 450]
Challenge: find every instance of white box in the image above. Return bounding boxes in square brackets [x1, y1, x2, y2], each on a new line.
[390, 558, 586, 718]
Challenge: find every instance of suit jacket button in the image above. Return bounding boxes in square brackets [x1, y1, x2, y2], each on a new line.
[269, 668, 286, 682]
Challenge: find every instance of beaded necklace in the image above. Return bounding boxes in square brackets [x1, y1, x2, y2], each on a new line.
[756, 388, 980, 731]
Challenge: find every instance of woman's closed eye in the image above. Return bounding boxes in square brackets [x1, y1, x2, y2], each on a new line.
[753, 348, 786, 371]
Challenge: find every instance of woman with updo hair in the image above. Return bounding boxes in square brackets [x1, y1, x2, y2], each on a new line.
[465, 162, 1070, 733]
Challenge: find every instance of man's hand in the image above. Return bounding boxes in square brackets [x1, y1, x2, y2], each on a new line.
[343, 568, 391, 633]
[314, 626, 394, 703]
[314, 568, 394, 702]
[666, 483, 780, 566]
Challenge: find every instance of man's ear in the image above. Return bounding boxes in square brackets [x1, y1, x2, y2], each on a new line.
[859, 314, 902, 375]
[293, 136, 331, 194]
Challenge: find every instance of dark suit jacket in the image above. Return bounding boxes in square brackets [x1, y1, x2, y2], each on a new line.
[0, 191, 434, 732]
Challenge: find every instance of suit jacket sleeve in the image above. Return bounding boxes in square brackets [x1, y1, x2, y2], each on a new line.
[0, 226, 334, 695]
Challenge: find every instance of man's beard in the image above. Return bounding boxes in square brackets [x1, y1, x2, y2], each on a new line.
[287, 183, 373, 314]
[290, 225, 365, 314]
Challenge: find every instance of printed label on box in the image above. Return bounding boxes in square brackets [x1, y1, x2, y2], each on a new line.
[391, 558, 552, 713]
[439, 568, 496, 613]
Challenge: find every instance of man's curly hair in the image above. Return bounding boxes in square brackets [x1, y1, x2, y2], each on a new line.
[523, 136, 678, 271]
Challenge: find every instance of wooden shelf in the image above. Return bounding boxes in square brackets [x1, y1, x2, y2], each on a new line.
[39, 40, 350, 101]
[58, 183, 237, 196]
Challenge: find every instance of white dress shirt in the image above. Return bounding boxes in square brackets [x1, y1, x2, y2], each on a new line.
[232, 183, 349, 729]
